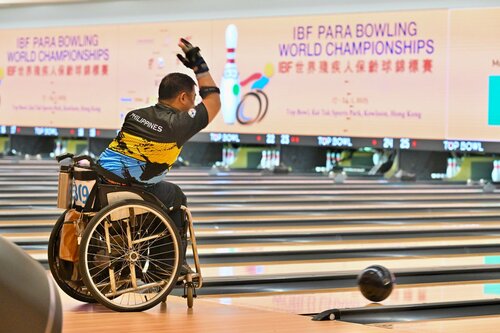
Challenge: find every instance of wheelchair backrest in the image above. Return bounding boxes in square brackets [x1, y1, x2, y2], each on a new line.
[56, 154, 166, 218]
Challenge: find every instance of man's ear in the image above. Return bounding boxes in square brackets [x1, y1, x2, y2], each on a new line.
[179, 91, 188, 102]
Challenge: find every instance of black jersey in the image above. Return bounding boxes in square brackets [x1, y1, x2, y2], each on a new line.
[98, 102, 208, 184]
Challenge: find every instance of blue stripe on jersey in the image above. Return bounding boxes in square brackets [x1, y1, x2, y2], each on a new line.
[98, 148, 166, 184]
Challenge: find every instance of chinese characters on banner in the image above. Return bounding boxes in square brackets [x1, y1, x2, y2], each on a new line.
[277, 59, 433, 74]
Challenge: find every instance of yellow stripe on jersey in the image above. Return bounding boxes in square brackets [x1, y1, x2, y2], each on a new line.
[108, 131, 182, 165]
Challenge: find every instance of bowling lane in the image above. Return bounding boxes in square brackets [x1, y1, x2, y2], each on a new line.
[25, 235, 500, 263]
[11, 197, 500, 215]
[0, 219, 59, 228]
[200, 280, 500, 315]
[381, 315, 500, 333]
[3, 194, 500, 209]
[191, 236, 500, 255]
[194, 210, 500, 224]
[3, 206, 500, 221]
[199, 200, 500, 215]
[197, 253, 500, 278]
[187, 193, 500, 204]
[0, 181, 486, 192]
[4, 216, 500, 238]
[0, 193, 58, 198]
[56, 286, 396, 333]
[3, 214, 500, 235]
[0, 186, 57, 193]
[0, 208, 63, 217]
[3, 193, 500, 207]
[114, 187, 496, 196]
[13, 237, 500, 274]
[197, 220, 500, 234]
[0, 181, 56, 186]
[187, 202, 500, 214]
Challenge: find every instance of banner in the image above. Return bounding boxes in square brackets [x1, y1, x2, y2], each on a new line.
[0, 8, 498, 143]
[448, 8, 500, 141]
[0, 26, 119, 128]
[207, 10, 448, 139]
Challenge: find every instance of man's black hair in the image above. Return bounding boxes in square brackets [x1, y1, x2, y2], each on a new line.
[158, 72, 196, 100]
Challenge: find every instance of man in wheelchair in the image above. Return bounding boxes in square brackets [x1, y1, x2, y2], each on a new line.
[97, 38, 221, 276]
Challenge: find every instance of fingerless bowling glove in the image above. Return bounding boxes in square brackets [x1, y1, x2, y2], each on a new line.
[177, 38, 209, 75]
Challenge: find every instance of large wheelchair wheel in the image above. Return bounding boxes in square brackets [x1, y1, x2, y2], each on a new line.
[79, 199, 182, 312]
[48, 211, 96, 303]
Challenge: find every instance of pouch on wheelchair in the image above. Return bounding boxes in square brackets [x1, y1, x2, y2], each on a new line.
[57, 157, 99, 212]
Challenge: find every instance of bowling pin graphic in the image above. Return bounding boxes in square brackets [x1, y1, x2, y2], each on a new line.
[327, 151, 333, 170]
[220, 24, 241, 125]
[259, 150, 266, 169]
[496, 160, 500, 182]
[446, 158, 452, 178]
[491, 161, 496, 182]
[492, 160, 499, 182]
[222, 147, 227, 166]
[496, 161, 500, 182]
[453, 158, 460, 177]
[228, 149, 235, 166]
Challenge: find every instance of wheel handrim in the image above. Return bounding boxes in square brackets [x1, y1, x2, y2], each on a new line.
[81, 203, 180, 309]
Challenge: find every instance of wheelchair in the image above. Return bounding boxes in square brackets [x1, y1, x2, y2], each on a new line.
[48, 154, 202, 312]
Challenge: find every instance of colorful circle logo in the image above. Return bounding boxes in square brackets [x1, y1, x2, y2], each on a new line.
[236, 63, 274, 125]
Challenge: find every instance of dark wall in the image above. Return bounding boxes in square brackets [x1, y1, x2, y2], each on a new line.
[89, 138, 113, 156]
[10, 135, 55, 155]
[281, 145, 328, 171]
[180, 142, 223, 166]
[398, 150, 449, 180]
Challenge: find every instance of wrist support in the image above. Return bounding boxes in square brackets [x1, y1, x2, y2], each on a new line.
[199, 86, 220, 99]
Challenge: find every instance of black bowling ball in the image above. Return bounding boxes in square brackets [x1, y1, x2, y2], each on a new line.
[357, 265, 395, 302]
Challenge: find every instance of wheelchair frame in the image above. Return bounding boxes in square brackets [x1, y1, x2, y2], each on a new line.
[49, 154, 203, 311]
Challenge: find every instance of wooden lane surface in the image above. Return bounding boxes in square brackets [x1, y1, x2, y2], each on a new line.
[0, 179, 349, 186]
[6, 220, 500, 238]
[186, 202, 500, 212]
[12, 201, 500, 214]
[0, 193, 59, 198]
[3, 213, 500, 235]
[2, 193, 500, 207]
[0, 182, 476, 191]
[0, 188, 490, 199]
[0, 208, 64, 217]
[3, 205, 500, 220]
[10, 220, 500, 268]
[13, 239, 500, 276]
[0, 179, 482, 189]
[0, 188, 491, 198]
[197, 253, 500, 278]
[193, 210, 500, 224]
[58, 289, 393, 333]
[24, 234, 500, 262]
[191, 235, 500, 255]
[193, 221, 500, 236]
[378, 315, 500, 333]
[200, 280, 500, 315]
